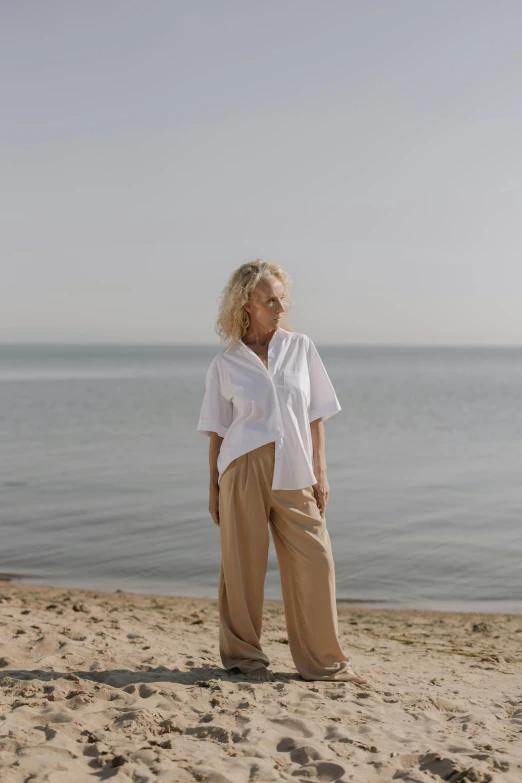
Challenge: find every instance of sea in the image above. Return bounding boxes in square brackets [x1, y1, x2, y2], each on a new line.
[1, 343, 521, 614]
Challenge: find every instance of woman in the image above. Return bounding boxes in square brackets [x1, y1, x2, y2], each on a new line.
[197, 260, 369, 685]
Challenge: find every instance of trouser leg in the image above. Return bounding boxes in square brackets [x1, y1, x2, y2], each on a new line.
[217, 445, 272, 673]
[269, 485, 352, 681]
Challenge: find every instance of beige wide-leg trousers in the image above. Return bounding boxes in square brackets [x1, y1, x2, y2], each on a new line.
[217, 441, 353, 681]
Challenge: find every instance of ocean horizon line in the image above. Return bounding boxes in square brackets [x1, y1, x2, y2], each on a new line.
[1, 341, 521, 349]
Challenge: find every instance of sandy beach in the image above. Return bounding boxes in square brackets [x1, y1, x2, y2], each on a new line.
[0, 582, 521, 782]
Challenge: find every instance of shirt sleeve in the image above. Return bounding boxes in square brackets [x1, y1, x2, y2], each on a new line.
[197, 365, 233, 438]
[305, 336, 342, 424]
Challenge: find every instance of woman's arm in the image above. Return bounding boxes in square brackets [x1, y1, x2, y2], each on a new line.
[208, 431, 224, 526]
[209, 432, 223, 487]
[310, 417, 329, 516]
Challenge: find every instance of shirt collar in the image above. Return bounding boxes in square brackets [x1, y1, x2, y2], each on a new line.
[227, 326, 284, 354]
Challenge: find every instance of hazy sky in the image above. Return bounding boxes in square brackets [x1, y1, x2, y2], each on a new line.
[2, 1, 522, 344]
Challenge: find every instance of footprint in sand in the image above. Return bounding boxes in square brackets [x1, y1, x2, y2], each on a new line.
[138, 683, 157, 698]
[185, 724, 245, 744]
[419, 751, 493, 782]
[269, 716, 315, 737]
[185, 765, 232, 783]
[289, 745, 323, 764]
[293, 761, 346, 781]
[276, 739, 345, 781]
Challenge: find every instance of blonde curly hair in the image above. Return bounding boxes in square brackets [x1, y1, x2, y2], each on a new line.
[215, 260, 293, 348]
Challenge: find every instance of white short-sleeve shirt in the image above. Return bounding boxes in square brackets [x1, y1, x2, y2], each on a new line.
[196, 328, 341, 490]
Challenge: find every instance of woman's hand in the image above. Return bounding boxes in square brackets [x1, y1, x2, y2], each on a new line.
[312, 471, 330, 517]
[209, 483, 220, 526]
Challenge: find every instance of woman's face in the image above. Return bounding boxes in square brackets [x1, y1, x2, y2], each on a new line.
[244, 275, 286, 332]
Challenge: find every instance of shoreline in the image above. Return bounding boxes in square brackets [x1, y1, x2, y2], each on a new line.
[1, 575, 520, 617]
[1, 580, 522, 781]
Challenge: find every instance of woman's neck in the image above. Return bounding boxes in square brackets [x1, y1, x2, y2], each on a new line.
[242, 327, 277, 347]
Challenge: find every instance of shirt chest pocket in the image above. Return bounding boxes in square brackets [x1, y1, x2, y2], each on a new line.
[282, 369, 310, 401]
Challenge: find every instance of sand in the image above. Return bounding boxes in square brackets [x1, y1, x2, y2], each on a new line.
[0, 582, 521, 783]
